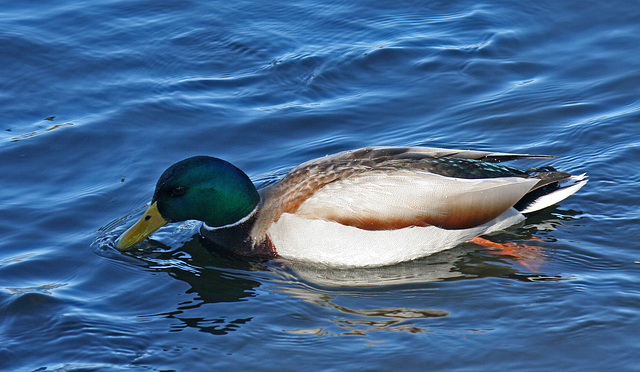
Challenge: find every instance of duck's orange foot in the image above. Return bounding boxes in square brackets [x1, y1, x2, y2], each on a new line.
[470, 237, 545, 272]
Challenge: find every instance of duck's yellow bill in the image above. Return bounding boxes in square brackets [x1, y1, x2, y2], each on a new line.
[115, 202, 169, 251]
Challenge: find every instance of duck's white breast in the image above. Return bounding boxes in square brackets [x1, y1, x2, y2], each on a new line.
[266, 208, 524, 268]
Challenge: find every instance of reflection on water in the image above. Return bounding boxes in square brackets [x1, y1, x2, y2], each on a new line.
[97, 235, 268, 336]
[5, 283, 67, 296]
[279, 284, 448, 337]
[277, 250, 468, 287]
[140, 309, 254, 336]
[265, 235, 561, 337]
[9, 120, 74, 142]
[90, 207, 578, 339]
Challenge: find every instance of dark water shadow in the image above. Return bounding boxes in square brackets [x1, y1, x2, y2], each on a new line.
[93, 218, 270, 335]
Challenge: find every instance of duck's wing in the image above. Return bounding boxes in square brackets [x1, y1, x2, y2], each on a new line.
[297, 146, 557, 167]
[293, 170, 539, 230]
[257, 146, 554, 232]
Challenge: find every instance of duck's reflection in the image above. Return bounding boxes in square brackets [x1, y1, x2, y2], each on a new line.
[275, 282, 449, 336]
[99, 232, 266, 335]
[97, 207, 577, 336]
[276, 246, 470, 288]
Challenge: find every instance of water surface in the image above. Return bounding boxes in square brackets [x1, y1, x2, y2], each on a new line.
[1, 0, 639, 370]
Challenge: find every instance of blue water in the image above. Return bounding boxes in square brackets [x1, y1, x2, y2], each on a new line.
[2, 0, 639, 370]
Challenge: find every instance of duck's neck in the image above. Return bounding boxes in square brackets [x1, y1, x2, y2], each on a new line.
[199, 205, 276, 258]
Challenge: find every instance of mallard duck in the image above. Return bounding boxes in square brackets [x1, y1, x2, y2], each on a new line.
[115, 146, 586, 267]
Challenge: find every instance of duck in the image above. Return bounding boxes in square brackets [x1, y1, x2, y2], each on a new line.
[115, 146, 587, 267]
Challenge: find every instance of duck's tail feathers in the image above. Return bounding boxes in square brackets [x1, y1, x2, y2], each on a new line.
[516, 173, 587, 214]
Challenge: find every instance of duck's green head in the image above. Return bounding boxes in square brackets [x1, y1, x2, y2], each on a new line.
[115, 156, 260, 251]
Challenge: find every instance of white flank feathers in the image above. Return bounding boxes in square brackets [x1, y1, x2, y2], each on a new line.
[267, 208, 525, 268]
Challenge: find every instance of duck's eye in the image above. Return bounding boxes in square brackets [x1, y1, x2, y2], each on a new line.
[169, 186, 187, 197]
